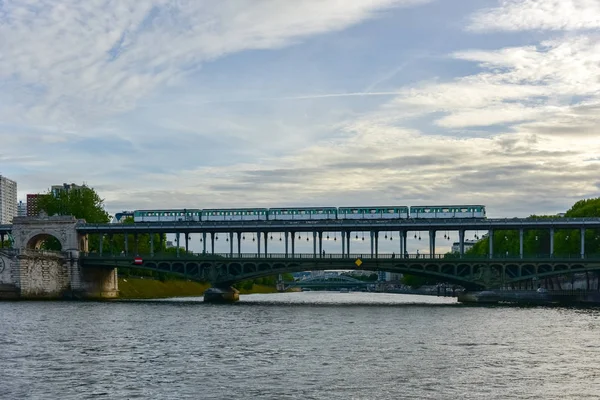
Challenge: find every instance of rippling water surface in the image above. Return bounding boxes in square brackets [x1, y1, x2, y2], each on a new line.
[2, 292, 600, 399]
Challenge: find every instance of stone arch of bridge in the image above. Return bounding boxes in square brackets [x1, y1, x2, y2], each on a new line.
[26, 233, 65, 251]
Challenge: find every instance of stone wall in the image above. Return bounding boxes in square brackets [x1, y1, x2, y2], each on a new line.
[0, 249, 118, 299]
[15, 250, 71, 298]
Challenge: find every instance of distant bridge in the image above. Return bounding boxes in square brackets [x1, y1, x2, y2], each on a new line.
[281, 275, 371, 290]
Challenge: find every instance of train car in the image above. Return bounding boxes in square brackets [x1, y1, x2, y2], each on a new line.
[113, 211, 134, 223]
[338, 206, 409, 220]
[268, 207, 337, 221]
[133, 209, 201, 222]
[202, 208, 268, 221]
[409, 205, 486, 219]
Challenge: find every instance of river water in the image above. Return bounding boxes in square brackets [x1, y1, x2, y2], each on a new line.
[1, 292, 600, 399]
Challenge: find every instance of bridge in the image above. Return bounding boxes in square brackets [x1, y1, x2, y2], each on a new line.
[279, 275, 371, 291]
[2, 215, 600, 302]
[80, 252, 600, 292]
[3, 217, 598, 260]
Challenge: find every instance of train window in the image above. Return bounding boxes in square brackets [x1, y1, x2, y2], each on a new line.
[424, 209, 431, 213]
[442, 208, 449, 213]
[353, 209, 358, 214]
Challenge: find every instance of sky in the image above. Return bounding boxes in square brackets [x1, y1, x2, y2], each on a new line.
[1, 0, 600, 225]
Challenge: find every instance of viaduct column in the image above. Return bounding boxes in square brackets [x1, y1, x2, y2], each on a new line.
[319, 232, 323, 257]
[341, 231, 346, 257]
[581, 227, 585, 259]
[210, 233, 215, 255]
[175, 233, 180, 257]
[257, 231, 261, 257]
[185, 233, 189, 253]
[346, 231, 351, 257]
[489, 229, 494, 259]
[375, 231, 379, 258]
[313, 231, 317, 257]
[285, 231, 289, 258]
[150, 234, 154, 257]
[370, 231, 374, 258]
[264, 232, 269, 257]
[549, 228, 554, 257]
[459, 229, 465, 258]
[237, 232, 242, 256]
[519, 228, 524, 259]
[229, 232, 234, 257]
[291, 232, 295, 257]
[202, 232, 207, 253]
[124, 234, 129, 256]
[429, 230, 436, 257]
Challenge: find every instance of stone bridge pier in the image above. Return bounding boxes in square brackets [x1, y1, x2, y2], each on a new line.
[0, 215, 118, 299]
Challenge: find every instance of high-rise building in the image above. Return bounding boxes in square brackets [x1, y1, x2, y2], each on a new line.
[0, 175, 17, 224]
[26, 194, 41, 216]
[17, 200, 27, 217]
[51, 183, 85, 197]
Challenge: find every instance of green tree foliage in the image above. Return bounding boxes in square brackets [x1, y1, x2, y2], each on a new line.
[341, 272, 378, 281]
[401, 274, 438, 288]
[36, 186, 110, 223]
[103, 217, 166, 255]
[467, 198, 600, 257]
[34, 185, 110, 250]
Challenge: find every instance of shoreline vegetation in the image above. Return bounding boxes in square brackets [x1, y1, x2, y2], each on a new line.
[118, 277, 278, 299]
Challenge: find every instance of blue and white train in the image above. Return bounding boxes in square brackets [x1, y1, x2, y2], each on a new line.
[127, 205, 486, 223]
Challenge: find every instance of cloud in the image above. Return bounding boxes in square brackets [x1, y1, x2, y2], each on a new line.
[0, 0, 429, 132]
[468, 0, 600, 32]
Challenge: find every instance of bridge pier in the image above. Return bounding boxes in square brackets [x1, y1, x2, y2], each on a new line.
[0, 216, 118, 300]
[203, 286, 239, 303]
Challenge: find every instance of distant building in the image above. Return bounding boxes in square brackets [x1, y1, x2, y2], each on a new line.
[17, 200, 27, 217]
[26, 194, 41, 216]
[0, 175, 17, 224]
[451, 239, 478, 253]
[51, 183, 85, 197]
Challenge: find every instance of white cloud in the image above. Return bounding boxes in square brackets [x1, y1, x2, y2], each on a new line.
[0, 0, 428, 132]
[468, 0, 600, 32]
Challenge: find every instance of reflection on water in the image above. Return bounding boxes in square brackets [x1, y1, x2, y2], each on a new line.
[1, 292, 599, 399]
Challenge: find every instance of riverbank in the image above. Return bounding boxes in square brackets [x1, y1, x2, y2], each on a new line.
[118, 278, 278, 299]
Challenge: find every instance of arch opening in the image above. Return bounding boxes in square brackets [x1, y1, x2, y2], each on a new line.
[26, 234, 63, 251]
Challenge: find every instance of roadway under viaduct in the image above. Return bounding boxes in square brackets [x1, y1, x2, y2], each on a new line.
[80, 252, 600, 292]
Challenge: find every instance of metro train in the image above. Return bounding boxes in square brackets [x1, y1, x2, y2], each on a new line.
[126, 205, 486, 223]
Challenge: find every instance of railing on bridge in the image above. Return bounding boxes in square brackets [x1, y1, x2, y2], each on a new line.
[81, 252, 600, 261]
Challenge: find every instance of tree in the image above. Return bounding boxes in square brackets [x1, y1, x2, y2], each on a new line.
[466, 197, 600, 258]
[35, 185, 110, 250]
[36, 186, 110, 223]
